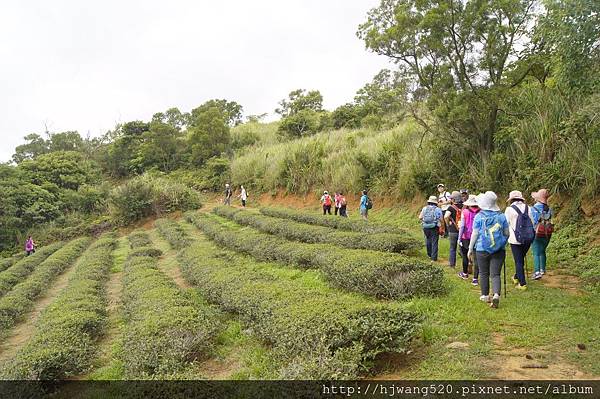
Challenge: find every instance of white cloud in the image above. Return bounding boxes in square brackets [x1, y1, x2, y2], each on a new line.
[0, 0, 390, 161]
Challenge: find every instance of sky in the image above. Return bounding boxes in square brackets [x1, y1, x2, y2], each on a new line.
[0, 0, 391, 162]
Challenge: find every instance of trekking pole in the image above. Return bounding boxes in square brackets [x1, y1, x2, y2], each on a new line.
[503, 259, 507, 298]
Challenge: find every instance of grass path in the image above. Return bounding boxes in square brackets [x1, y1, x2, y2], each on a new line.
[0, 247, 86, 363]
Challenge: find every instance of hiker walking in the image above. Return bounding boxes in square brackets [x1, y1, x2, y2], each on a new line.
[458, 195, 480, 284]
[359, 190, 371, 220]
[468, 191, 509, 309]
[505, 190, 536, 290]
[437, 184, 451, 237]
[334, 192, 341, 216]
[321, 191, 333, 215]
[420, 196, 443, 261]
[338, 192, 348, 217]
[460, 189, 469, 203]
[444, 192, 463, 268]
[25, 236, 36, 256]
[531, 189, 553, 280]
[238, 185, 248, 207]
[224, 184, 233, 206]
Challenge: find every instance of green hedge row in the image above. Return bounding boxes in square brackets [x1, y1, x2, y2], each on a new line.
[0, 253, 25, 273]
[127, 246, 163, 259]
[154, 219, 192, 250]
[260, 206, 405, 234]
[186, 212, 445, 300]
[128, 230, 152, 248]
[214, 206, 419, 253]
[1, 235, 117, 379]
[0, 237, 92, 333]
[121, 232, 221, 378]
[0, 243, 64, 297]
[176, 234, 422, 379]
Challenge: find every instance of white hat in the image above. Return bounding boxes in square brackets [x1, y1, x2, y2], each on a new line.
[427, 195, 438, 204]
[463, 194, 478, 207]
[507, 190, 525, 202]
[476, 191, 500, 211]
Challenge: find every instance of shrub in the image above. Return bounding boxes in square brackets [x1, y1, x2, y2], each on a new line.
[260, 206, 405, 234]
[120, 232, 221, 378]
[1, 235, 116, 379]
[154, 219, 193, 250]
[128, 230, 152, 248]
[0, 242, 64, 296]
[0, 237, 92, 333]
[127, 247, 163, 260]
[0, 253, 25, 273]
[186, 212, 445, 299]
[176, 234, 422, 379]
[213, 206, 419, 252]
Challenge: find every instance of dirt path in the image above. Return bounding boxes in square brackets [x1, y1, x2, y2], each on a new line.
[148, 229, 191, 290]
[0, 250, 84, 362]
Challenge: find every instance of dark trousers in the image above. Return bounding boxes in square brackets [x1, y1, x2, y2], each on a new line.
[323, 205, 331, 215]
[423, 227, 439, 261]
[339, 205, 347, 217]
[334, 206, 339, 215]
[460, 239, 478, 278]
[241, 199, 246, 207]
[448, 232, 458, 267]
[511, 243, 531, 286]
[476, 249, 505, 296]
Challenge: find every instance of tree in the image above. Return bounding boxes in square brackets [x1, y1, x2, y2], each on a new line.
[278, 109, 321, 138]
[358, 0, 540, 159]
[355, 69, 407, 117]
[137, 122, 184, 172]
[18, 151, 98, 190]
[152, 107, 190, 130]
[332, 103, 363, 129]
[187, 107, 231, 167]
[12, 133, 48, 163]
[275, 89, 323, 117]
[191, 99, 243, 127]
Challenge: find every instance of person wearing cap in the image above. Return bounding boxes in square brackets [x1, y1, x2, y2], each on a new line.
[437, 184, 451, 237]
[320, 190, 333, 215]
[419, 196, 443, 261]
[224, 183, 233, 206]
[460, 189, 469, 203]
[505, 190, 537, 290]
[468, 191, 509, 309]
[444, 191, 463, 269]
[531, 189, 553, 279]
[458, 194, 480, 284]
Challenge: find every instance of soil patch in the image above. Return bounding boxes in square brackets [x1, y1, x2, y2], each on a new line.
[541, 270, 582, 294]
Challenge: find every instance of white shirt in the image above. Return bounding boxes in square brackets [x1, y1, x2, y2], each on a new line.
[504, 201, 536, 245]
[438, 191, 451, 210]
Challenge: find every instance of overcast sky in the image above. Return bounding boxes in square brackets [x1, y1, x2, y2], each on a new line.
[0, 1, 390, 162]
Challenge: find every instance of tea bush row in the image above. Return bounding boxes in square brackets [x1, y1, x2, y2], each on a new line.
[128, 230, 152, 248]
[260, 206, 405, 234]
[120, 232, 221, 379]
[154, 219, 193, 250]
[1, 235, 116, 379]
[0, 243, 64, 297]
[176, 234, 422, 379]
[186, 212, 445, 300]
[0, 253, 25, 273]
[0, 237, 92, 333]
[214, 206, 419, 252]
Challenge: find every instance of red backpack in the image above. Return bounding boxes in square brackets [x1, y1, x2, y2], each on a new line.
[324, 195, 332, 206]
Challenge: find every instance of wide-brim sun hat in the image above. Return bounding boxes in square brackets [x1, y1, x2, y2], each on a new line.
[437, 183, 445, 188]
[507, 190, 525, 202]
[476, 191, 500, 211]
[532, 189, 549, 204]
[427, 195, 438, 204]
[463, 195, 477, 206]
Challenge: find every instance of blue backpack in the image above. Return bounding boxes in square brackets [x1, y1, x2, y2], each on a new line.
[422, 205, 438, 229]
[511, 204, 535, 246]
[479, 212, 508, 253]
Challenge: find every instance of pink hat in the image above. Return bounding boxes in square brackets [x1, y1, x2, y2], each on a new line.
[532, 189, 549, 204]
[507, 190, 525, 202]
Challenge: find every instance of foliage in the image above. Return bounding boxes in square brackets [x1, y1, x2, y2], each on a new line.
[154, 219, 193, 250]
[275, 89, 323, 117]
[191, 99, 244, 127]
[187, 107, 231, 167]
[0, 253, 24, 273]
[186, 212, 444, 299]
[1, 236, 115, 379]
[214, 206, 419, 252]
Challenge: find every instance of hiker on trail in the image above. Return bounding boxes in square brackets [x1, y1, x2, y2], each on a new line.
[458, 195, 480, 285]
[505, 190, 537, 290]
[238, 185, 247, 207]
[334, 192, 341, 216]
[25, 236, 36, 256]
[460, 189, 469, 203]
[420, 196, 443, 261]
[338, 192, 348, 217]
[321, 191, 333, 215]
[437, 184, 451, 237]
[444, 192, 463, 269]
[224, 184, 233, 206]
[359, 190, 371, 220]
[531, 189, 553, 280]
[468, 191, 509, 309]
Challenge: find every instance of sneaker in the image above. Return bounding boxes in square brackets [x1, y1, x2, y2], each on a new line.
[490, 294, 500, 309]
[516, 284, 528, 291]
[512, 276, 519, 284]
[533, 272, 542, 280]
[480, 295, 490, 303]
[472, 278, 479, 286]
[540, 270, 546, 275]
[458, 272, 468, 280]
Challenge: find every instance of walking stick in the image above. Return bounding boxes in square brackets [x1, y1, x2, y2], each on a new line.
[503, 259, 507, 298]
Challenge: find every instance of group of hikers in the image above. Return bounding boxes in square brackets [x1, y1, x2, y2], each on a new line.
[319, 190, 373, 220]
[420, 184, 553, 309]
[223, 183, 248, 207]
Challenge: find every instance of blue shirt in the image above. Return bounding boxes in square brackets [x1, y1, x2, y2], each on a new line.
[472, 210, 509, 252]
[360, 194, 368, 210]
[532, 202, 552, 225]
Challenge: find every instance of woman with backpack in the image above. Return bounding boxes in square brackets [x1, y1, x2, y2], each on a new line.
[505, 190, 537, 290]
[531, 189, 553, 280]
[458, 195, 480, 284]
[338, 192, 348, 217]
[320, 191, 333, 215]
[25, 236, 36, 256]
[420, 196, 443, 261]
[444, 192, 463, 269]
[468, 191, 509, 309]
[359, 190, 370, 220]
